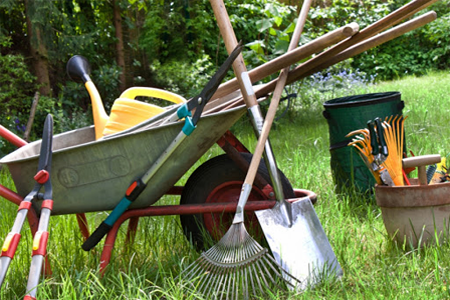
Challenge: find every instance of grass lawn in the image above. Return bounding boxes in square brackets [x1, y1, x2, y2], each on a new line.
[1, 70, 450, 299]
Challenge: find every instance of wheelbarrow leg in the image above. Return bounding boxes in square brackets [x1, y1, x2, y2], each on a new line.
[99, 219, 124, 275]
[125, 217, 139, 246]
[76, 214, 90, 241]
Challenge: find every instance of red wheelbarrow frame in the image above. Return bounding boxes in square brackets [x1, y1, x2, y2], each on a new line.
[0, 125, 316, 275]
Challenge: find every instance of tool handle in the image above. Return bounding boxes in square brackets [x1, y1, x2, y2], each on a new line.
[82, 196, 135, 251]
[210, 0, 258, 108]
[402, 154, 442, 169]
[82, 222, 112, 251]
[367, 121, 379, 155]
[375, 118, 388, 156]
[402, 154, 441, 186]
[82, 179, 146, 251]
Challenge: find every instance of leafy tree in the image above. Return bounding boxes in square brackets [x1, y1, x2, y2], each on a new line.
[0, 37, 37, 155]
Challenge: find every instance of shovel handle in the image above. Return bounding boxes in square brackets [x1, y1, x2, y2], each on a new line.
[210, 0, 258, 108]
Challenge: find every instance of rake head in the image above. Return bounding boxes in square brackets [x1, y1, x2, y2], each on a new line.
[180, 223, 301, 299]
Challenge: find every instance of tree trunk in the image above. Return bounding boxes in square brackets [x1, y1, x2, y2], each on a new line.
[25, 0, 52, 97]
[113, 0, 127, 92]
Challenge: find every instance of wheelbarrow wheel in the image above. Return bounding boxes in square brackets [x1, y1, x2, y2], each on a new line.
[180, 153, 295, 250]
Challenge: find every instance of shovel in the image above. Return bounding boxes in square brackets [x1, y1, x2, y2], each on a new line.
[211, 0, 342, 290]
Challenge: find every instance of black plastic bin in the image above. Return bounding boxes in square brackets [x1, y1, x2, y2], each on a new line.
[323, 92, 404, 193]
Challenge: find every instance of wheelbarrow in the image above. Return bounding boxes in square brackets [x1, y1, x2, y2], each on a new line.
[0, 58, 316, 276]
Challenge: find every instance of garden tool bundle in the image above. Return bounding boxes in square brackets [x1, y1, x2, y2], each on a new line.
[347, 115, 407, 186]
[180, 1, 342, 298]
[0, 114, 54, 300]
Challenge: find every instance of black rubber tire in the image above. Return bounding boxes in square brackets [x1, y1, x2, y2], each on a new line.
[180, 153, 295, 250]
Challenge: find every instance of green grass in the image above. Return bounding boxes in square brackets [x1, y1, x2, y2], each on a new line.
[2, 70, 450, 298]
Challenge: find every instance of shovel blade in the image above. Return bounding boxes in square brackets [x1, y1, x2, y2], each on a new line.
[255, 197, 342, 290]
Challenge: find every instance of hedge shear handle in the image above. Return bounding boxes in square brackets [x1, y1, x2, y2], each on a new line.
[375, 117, 388, 158]
[0, 114, 53, 290]
[367, 120, 379, 170]
[81, 43, 243, 252]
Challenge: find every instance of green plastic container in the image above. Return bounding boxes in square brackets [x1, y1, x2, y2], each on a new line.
[323, 92, 404, 193]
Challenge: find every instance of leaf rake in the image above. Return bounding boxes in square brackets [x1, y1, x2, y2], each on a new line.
[181, 220, 301, 299]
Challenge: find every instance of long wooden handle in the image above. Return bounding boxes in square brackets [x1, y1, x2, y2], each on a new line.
[210, 22, 359, 102]
[243, 0, 311, 186]
[255, 10, 437, 98]
[205, 22, 359, 114]
[210, 0, 258, 108]
[287, 0, 438, 82]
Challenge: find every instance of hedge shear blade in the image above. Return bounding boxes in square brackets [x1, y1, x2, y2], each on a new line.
[0, 114, 53, 292]
[82, 43, 242, 252]
[191, 41, 242, 125]
[176, 41, 243, 135]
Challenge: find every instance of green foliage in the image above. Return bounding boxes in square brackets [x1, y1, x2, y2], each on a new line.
[0, 39, 37, 118]
[150, 54, 216, 98]
[91, 63, 122, 109]
[347, 1, 450, 80]
[308, 0, 393, 34]
[1, 0, 450, 155]
[139, 0, 217, 62]
[0, 37, 37, 156]
[238, 0, 297, 67]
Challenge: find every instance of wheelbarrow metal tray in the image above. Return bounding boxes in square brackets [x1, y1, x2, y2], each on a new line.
[0, 105, 246, 215]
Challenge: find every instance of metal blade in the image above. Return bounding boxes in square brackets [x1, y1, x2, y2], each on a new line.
[189, 42, 243, 125]
[255, 197, 343, 290]
[36, 114, 53, 173]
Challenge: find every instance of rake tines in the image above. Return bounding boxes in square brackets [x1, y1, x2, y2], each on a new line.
[181, 223, 301, 299]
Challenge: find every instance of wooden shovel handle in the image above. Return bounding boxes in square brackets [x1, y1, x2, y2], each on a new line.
[210, 0, 258, 108]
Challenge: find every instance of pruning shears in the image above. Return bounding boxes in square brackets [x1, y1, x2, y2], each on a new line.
[0, 114, 54, 299]
[368, 118, 394, 186]
[82, 42, 243, 251]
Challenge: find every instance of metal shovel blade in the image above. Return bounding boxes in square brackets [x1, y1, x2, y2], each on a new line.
[255, 197, 343, 291]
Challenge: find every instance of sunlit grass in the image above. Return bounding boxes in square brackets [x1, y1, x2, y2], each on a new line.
[1, 71, 450, 298]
